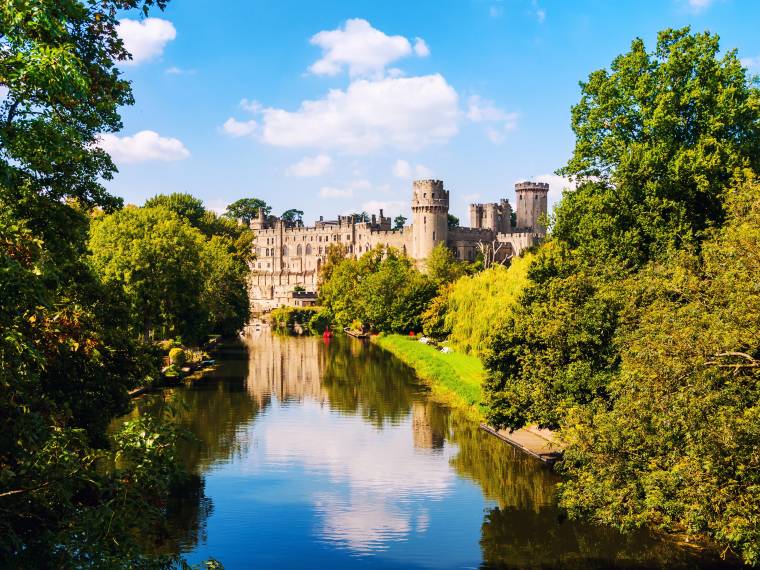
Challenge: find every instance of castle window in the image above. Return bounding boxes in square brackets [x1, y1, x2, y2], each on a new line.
[296, 245, 302, 255]
[346, 235, 350, 241]
[282, 245, 288, 256]
[306, 245, 312, 255]
[433, 231, 436, 240]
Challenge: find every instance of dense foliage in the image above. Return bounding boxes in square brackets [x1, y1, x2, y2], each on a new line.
[0, 2, 232, 567]
[423, 254, 532, 356]
[319, 245, 437, 333]
[482, 28, 760, 563]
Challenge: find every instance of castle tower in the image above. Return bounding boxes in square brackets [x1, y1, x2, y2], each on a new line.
[411, 179, 449, 260]
[515, 181, 549, 232]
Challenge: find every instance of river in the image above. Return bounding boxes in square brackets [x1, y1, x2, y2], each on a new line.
[124, 331, 736, 569]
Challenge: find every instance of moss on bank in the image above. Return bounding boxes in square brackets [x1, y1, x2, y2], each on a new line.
[372, 334, 485, 420]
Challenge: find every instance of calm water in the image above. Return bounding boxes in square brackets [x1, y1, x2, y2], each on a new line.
[125, 332, 736, 569]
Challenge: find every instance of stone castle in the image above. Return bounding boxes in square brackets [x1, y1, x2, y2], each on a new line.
[249, 179, 548, 312]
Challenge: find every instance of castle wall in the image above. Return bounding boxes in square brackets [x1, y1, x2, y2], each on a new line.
[249, 179, 548, 313]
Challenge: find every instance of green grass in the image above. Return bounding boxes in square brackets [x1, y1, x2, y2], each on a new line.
[373, 334, 485, 419]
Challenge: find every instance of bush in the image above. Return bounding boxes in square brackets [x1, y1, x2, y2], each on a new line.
[168, 347, 186, 367]
[270, 306, 319, 332]
[308, 308, 332, 334]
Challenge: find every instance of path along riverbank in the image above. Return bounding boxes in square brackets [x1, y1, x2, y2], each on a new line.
[371, 334, 565, 463]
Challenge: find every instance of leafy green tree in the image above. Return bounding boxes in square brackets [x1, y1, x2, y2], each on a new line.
[281, 208, 304, 224]
[447, 214, 460, 229]
[393, 215, 407, 230]
[0, 1, 226, 567]
[224, 198, 270, 223]
[352, 211, 370, 223]
[484, 28, 760, 430]
[89, 207, 208, 342]
[201, 235, 251, 336]
[558, 175, 760, 565]
[145, 193, 207, 228]
[319, 246, 436, 333]
[425, 242, 466, 285]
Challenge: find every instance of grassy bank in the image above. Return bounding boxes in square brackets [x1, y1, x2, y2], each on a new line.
[372, 334, 485, 419]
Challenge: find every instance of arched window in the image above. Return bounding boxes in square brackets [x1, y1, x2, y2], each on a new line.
[282, 245, 289, 256]
[306, 244, 312, 255]
[296, 244, 303, 256]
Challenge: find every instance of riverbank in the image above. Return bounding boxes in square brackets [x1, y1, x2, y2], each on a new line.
[372, 334, 565, 462]
[372, 334, 486, 420]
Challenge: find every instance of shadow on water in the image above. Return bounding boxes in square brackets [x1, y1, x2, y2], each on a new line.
[122, 332, 739, 569]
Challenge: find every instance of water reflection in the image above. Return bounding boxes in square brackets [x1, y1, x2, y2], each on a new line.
[127, 333, 737, 568]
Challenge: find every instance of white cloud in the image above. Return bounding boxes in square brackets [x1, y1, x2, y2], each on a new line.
[287, 154, 333, 177]
[687, 0, 714, 11]
[392, 159, 412, 178]
[413, 38, 430, 58]
[165, 66, 195, 75]
[741, 56, 760, 71]
[255, 74, 459, 154]
[392, 159, 433, 179]
[308, 19, 429, 78]
[221, 117, 257, 137]
[239, 98, 263, 113]
[117, 18, 176, 66]
[97, 130, 189, 163]
[415, 164, 433, 178]
[467, 95, 518, 144]
[319, 179, 371, 199]
[361, 200, 408, 218]
[529, 173, 577, 206]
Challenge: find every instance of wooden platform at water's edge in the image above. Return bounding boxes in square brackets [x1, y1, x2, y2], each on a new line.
[480, 424, 565, 464]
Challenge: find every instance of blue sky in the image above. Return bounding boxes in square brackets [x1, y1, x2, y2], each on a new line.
[106, 0, 760, 223]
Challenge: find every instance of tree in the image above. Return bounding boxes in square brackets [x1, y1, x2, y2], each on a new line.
[484, 28, 760, 431]
[393, 215, 407, 230]
[224, 198, 270, 222]
[558, 175, 760, 565]
[281, 208, 304, 224]
[319, 246, 436, 333]
[352, 211, 370, 223]
[89, 207, 208, 342]
[0, 1, 219, 566]
[447, 214, 460, 229]
[145, 193, 206, 228]
[425, 242, 465, 285]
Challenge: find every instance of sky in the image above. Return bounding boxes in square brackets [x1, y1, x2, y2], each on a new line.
[105, 0, 760, 223]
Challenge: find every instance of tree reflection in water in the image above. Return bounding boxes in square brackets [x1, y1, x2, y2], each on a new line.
[121, 334, 738, 567]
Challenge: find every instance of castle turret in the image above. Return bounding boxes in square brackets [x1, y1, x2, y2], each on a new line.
[411, 179, 449, 260]
[515, 181, 548, 232]
[250, 207, 267, 231]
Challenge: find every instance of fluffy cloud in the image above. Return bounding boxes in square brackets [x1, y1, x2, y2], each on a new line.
[287, 154, 333, 177]
[97, 130, 189, 163]
[529, 173, 577, 206]
[741, 56, 760, 71]
[165, 66, 195, 75]
[392, 159, 432, 179]
[319, 179, 371, 199]
[221, 117, 257, 137]
[687, 0, 714, 11]
[254, 74, 458, 154]
[117, 18, 176, 66]
[361, 200, 408, 218]
[308, 19, 429, 78]
[467, 95, 518, 143]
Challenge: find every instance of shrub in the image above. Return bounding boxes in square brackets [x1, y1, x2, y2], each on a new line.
[270, 306, 319, 332]
[308, 309, 332, 334]
[168, 347, 186, 367]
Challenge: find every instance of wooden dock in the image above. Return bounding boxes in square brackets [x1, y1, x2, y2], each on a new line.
[480, 424, 565, 464]
[344, 328, 370, 339]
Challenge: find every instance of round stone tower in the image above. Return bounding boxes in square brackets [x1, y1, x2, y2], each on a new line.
[515, 181, 549, 233]
[411, 179, 449, 260]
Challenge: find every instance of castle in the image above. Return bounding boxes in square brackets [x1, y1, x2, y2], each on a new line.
[248, 180, 548, 312]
